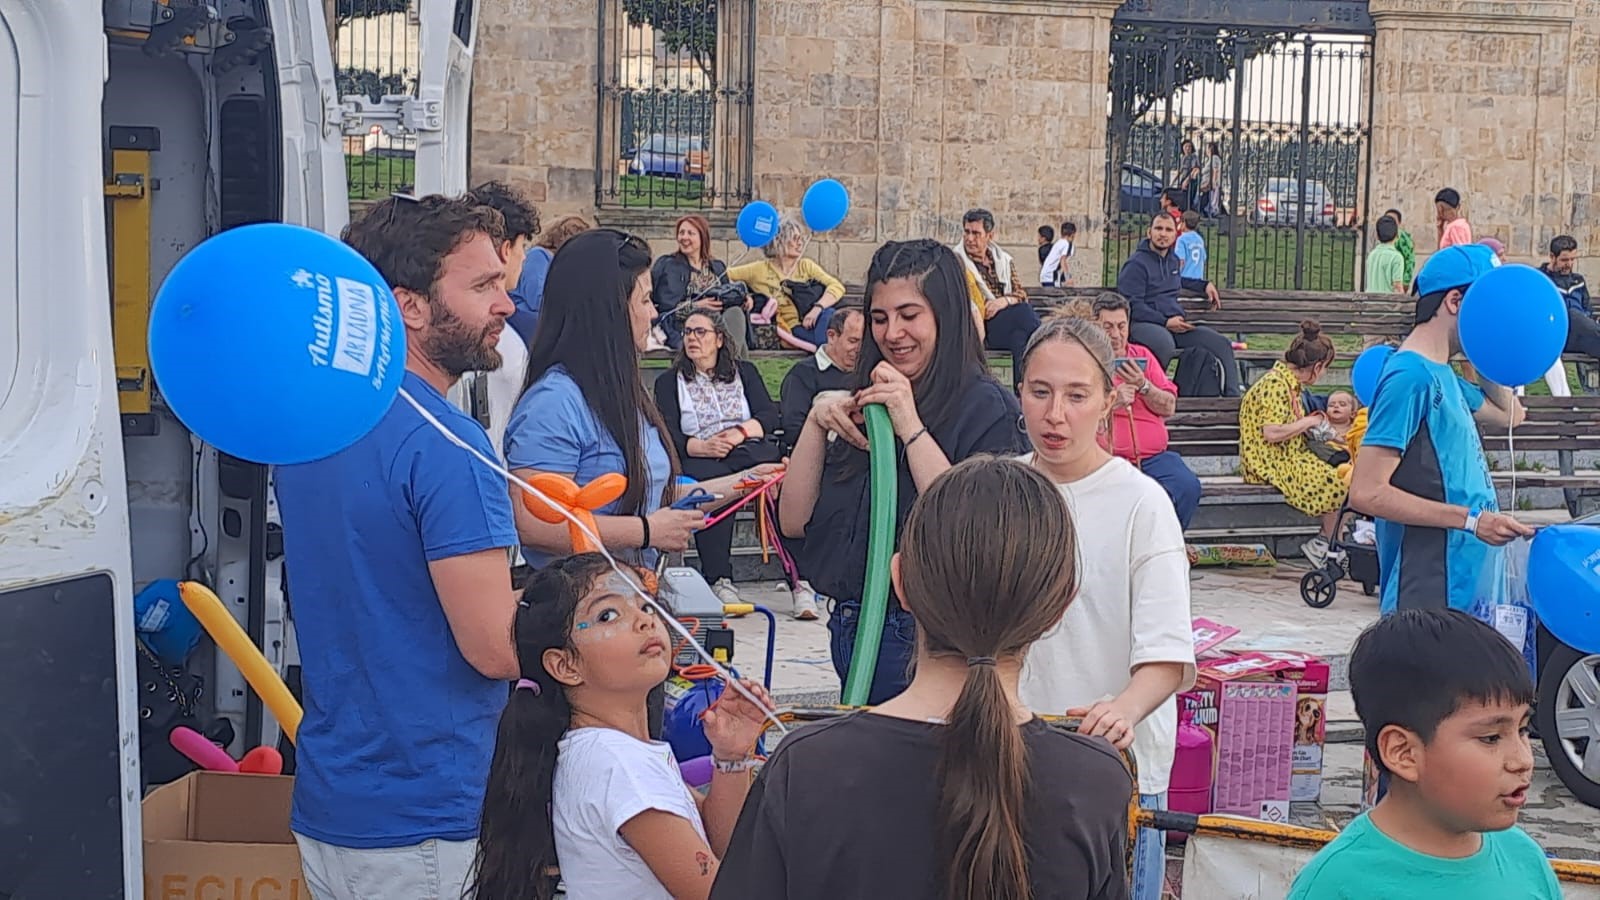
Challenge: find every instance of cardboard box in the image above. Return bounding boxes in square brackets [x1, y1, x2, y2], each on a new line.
[1193, 654, 1300, 817]
[142, 772, 307, 899]
[1250, 651, 1331, 802]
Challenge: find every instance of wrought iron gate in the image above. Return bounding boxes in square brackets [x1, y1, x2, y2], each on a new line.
[1104, 23, 1373, 292]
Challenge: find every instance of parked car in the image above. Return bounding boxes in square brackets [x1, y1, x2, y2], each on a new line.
[1251, 177, 1336, 226]
[1119, 163, 1164, 215]
[627, 133, 709, 180]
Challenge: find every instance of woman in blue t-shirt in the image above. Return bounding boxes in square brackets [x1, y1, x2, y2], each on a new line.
[778, 239, 1028, 705]
[504, 229, 778, 570]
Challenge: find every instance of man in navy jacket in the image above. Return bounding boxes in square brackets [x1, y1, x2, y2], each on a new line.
[1116, 212, 1241, 396]
[1542, 234, 1600, 364]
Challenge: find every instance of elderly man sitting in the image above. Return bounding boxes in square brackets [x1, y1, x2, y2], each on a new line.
[953, 207, 1042, 392]
[1092, 291, 1204, 529]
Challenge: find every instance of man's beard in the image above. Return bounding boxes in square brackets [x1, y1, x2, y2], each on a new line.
[423, 300, 502, 378]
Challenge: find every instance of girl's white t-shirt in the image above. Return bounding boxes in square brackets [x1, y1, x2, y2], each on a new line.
[553, 727, 707, 899]
[1016, 455, 1197, 795]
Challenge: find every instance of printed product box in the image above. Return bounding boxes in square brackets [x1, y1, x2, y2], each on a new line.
[1250, 651, 1331, 802]
[1193, 654, 1300, 817]
[142, 771, 306, 899]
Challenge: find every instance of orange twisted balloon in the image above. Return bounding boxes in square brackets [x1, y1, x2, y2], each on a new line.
[521, 472, 627, 554]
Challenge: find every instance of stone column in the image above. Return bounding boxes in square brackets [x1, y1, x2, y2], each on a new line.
[1367, 0, 1576, 262]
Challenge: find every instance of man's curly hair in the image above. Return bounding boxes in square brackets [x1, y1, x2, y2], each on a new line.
[342, 194, 506, 296]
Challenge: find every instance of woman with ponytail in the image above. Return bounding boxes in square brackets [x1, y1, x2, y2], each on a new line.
[469, 554, 772, 900]
[715, 457, 1133, 900]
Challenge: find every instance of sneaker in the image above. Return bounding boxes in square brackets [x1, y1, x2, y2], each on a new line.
[792, 580, 820, 620]
[1301, 536, 1330, 569]
[712, 577, 742, 610]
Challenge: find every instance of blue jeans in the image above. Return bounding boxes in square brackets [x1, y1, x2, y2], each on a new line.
[826, 600, 917, 705]
[1133, 792, 1167, 900]
[1137, 450, 1202, 530]
[791, 306, 837, 348]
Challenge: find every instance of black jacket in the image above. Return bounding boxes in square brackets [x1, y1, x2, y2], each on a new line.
[651, 253, 728, 317]
[653, 361, 779, 458]
[1542, 264, 1592, 317]
[1115, 239, 1210, 326]
[778, 352, 853, 454]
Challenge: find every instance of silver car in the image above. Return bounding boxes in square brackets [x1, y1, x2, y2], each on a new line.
[1250, 177, 1336, 226]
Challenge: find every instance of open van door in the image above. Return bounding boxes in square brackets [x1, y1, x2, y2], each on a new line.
[0, 3, 142, 897]
[414, 0, 478, 195]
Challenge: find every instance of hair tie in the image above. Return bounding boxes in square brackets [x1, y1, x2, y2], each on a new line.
[966, 656, 997, 668]
[514, 678, 542, 696]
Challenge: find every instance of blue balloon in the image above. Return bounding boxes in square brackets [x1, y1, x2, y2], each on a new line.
[801, 179, 850, 232]
[736, 201, 780, 248]
[1529, 524, 1600, 654]
[1351, 344, 1394, 408]
[148, 223, 406, 464]
[1458, 263, 1569, 387]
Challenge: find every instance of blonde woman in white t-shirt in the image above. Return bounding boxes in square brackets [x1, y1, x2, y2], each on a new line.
[469, 554, 773, 900]
[1014, 314, 1197, 900]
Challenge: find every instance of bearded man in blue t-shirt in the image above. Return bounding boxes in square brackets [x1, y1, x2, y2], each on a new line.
[1350, 244, 1533, 613]
[274, 194, 521, 898]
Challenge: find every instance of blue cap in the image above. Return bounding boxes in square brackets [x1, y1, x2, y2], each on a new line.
[1416, 243, 1500, 297]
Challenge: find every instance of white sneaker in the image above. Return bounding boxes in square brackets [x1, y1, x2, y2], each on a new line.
[792, 580, 820, 620]
[1301, 536, 1331, 568]
[712, 577, 742, 608]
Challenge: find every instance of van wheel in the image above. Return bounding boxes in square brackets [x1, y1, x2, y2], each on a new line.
[1536, 642, 1600, 809]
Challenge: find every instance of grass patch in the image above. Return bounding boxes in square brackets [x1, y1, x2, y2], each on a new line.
[615, 174, 707, 209]
[346, 154, 414, 201]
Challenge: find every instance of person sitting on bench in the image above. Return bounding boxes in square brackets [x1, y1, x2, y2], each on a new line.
[1115, 212, 1240, 397]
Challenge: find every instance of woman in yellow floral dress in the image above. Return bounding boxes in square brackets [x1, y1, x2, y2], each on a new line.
[1239, 320, 1347, 565]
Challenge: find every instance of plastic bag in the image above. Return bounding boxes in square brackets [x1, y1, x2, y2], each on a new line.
[1470, 537, 1538, 682]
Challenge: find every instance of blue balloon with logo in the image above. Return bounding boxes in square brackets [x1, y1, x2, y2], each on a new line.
[736, 201, 780, 249]
[1529, 524, 1600, 654]
[1351, 344, 1394, 408]
[801, 179, 850, 232]
[148, 223, 406, 465]
[1458, 263, 1568, 387]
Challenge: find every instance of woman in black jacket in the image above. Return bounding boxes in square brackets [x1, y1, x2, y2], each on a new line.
[651, 214, 752, 356]
[654, 310, 780, 605]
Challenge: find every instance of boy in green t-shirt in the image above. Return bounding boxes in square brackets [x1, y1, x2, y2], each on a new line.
[1384, 206, 1416, 288]
[1365, 215, 1406, 292]
[1288, 610, 1560, 900]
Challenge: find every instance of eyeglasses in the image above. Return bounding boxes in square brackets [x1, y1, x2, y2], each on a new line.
[384, 192, 421, 229]
[683, 326, 716, 339]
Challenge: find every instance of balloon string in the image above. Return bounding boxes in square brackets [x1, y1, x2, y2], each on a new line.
[394, 388, 787, 737]
[701, 471, 786, 530]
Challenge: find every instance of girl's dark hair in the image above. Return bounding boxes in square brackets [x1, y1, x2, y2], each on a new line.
[835, 240, 990, 479]
[900, 457, 1081, 900]
[470, 553, 618, 900]
[673, 214, 714, 267]
[672, 310, 738, 383]
[523, 229, 679, 514]
[1284, 319, 1336, 369]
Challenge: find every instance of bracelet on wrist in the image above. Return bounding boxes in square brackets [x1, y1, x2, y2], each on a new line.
[638, 515, 652, 550]
[903, 427, 929, 449]
[712, 755, 758, 774]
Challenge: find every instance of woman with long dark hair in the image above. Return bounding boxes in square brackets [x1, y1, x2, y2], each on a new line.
[778, 239, 1029, 705]
[504, 230, 778, 570]
[468, 555, 772, 900]
[654, 309, 781, 605]
[714, 458, 1133, 899]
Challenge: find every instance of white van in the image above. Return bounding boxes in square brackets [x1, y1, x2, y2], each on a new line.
[0, 1, 477, 894]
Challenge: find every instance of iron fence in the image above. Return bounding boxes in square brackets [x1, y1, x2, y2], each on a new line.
[1104, 24, 1373, 292]
[595, 0, 755, 210]
[330, 0, 420, 201]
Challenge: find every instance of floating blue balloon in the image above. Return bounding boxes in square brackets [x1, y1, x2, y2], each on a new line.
[1351, 344, 1394, 408]
[1458, 263, 1568, 387]
[148, 223, 406, 465]
[1529, 524, 1600, 654]
[736, 201, 780, 248]
[801, 179, 850, 232]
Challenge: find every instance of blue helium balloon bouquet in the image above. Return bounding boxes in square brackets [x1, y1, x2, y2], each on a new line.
[801, 179, 850, 232]
[147, 223, 407, 465]
[1458, 263, 1569, 387]
[1350, 344, 1394, 408]
[1529, 524, 1600, 654]
[736, 201, 780, 248]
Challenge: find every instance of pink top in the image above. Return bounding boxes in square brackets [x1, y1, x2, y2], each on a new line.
[1103, 342, 1176, 461]
[1439, 217, 1473, 249]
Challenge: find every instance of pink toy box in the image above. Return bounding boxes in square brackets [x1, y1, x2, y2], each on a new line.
[1250, 651, 1331, 802]
[1192, 654, 1300, 819]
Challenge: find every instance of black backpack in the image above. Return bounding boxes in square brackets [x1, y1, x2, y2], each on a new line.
[1173, 345, 1227, 398]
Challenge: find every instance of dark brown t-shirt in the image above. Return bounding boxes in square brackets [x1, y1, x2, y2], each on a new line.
[711, 711, 1133, 900]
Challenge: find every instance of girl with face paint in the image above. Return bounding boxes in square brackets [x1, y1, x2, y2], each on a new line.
[470, 555, 772, 900]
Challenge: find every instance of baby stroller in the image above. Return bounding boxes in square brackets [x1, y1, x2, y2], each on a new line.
[1299, 503, 1380, 608]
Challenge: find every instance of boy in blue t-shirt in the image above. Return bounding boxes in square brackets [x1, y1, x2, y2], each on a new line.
[1175, 210, 1206, 279]
[1349, 244, 1531, 612]
[1289, 610, 1560, 900]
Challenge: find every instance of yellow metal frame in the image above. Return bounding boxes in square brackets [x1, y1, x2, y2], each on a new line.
[105, 147, 153, 414]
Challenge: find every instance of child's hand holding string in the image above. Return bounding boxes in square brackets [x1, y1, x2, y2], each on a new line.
[702, 678, 774, 763]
